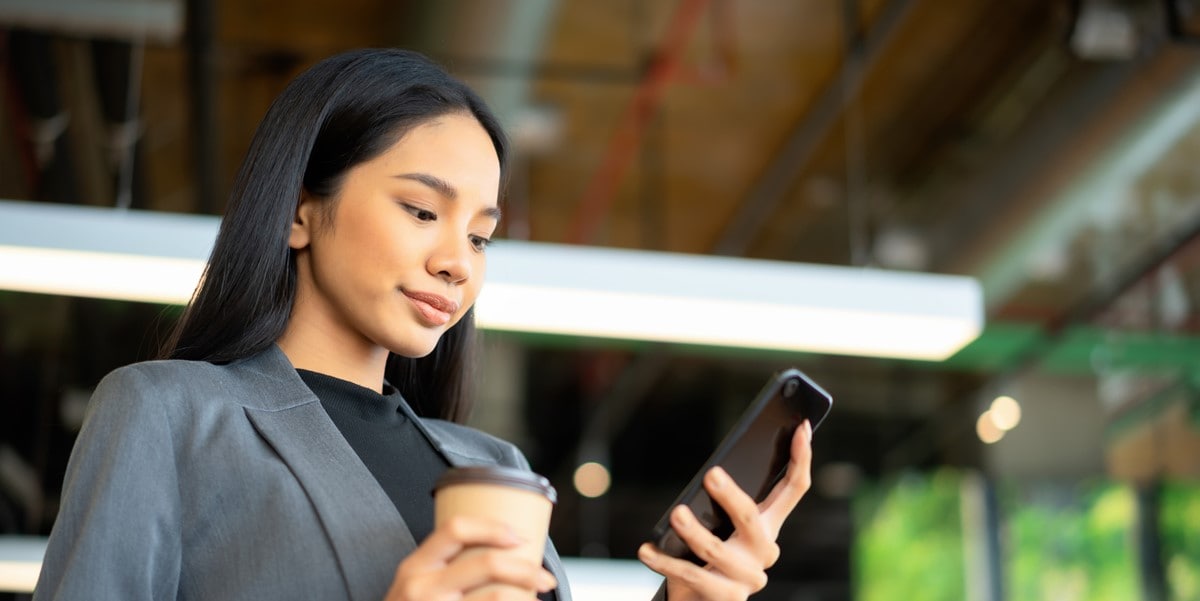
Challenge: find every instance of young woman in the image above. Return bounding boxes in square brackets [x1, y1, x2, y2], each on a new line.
[34, 49, 813, 601]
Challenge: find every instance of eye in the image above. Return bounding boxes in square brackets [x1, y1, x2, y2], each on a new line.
[402, 204, 437, 222]
[469, 235, 492, 253]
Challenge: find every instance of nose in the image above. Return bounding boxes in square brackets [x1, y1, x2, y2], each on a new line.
[427, 232, 472, 285]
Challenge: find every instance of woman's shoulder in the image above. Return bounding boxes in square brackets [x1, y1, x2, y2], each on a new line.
[419, 418, 531, 469]
[101, 356, 224, 382]
[91, 353, 292, 414]
[94, 357, 223, 395]
[93, 347, 306, 409]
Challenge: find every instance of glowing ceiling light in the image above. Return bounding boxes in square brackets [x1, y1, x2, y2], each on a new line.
[0, 199, 985, 359]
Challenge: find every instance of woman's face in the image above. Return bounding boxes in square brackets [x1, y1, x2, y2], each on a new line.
[287, 112, 501, 361]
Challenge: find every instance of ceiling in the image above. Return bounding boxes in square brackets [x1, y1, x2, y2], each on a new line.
[3, 0, 1200, 596]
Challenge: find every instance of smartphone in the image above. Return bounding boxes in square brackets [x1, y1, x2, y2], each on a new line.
[648, 368, 832, 563]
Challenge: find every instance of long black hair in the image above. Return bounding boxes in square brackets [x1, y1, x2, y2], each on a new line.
[160, 49, 508, 423]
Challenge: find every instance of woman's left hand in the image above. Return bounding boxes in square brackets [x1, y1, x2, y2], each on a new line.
[637, 419, 813, 601]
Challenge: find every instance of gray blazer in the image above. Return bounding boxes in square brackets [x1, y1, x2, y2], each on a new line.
[34, 346, 575, 601]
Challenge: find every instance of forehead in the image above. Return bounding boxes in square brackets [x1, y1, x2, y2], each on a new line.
[378, 114, 500, 178]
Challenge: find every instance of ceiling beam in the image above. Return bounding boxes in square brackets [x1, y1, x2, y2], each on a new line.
[712, 0, 916, 257]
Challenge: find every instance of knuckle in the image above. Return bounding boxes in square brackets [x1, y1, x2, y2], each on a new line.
[763, 542, 781, 568]
[396, 580, 421, 601]
[699, 537, 724, 563]
[738, 505, 759, 526]
[444, 516, 470, 538]
[752, 570, 769, 592]
[481, 551, 508, 575]
[794, 472, 812, 494]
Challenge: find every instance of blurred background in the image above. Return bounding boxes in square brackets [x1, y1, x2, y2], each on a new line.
[1, 0, 1200, 599]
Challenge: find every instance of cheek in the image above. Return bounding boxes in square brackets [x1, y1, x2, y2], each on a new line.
[461, 258, 487, 307]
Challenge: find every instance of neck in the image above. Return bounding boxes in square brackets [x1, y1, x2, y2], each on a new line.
[277, 312, 390, 394]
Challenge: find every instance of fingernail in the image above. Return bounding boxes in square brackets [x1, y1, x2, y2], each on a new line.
[805, 420, 813, 439]
[672, 505, 689, 525]
[709, 467, 727, 488]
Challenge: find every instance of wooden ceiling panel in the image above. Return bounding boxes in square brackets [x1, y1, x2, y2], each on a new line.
[526, 0, 878, 252]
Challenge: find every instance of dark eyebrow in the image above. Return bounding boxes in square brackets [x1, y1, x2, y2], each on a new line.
[395, 172, 502, 221]
[396, 172, 457, 200]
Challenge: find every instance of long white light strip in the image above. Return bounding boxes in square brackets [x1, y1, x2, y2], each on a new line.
[0, 0, 184, 42]
[0, 200, 214, 304]
[0, 200, 983, 359]
[476, 242, 982, 360]
[0, 536, 44, 593]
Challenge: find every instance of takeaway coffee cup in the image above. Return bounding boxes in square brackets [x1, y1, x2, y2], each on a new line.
[433, 466, 558, 597]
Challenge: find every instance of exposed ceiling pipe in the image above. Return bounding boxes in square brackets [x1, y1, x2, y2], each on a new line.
[713, 0, 916, 257]
[564, 0, 713, 245]
[412, 1, 560, 242]
[411, 1, 560, 133]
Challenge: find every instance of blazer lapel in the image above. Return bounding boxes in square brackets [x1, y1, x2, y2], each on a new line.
[235, 348, 417, 601]
[246, 403, 416, 601]
[235, 347, 570, 601]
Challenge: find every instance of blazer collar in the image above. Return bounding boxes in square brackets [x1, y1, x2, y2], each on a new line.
[234, 345, 485, 466]
[231, 346, 567, 601]
[236, 346, 415, 601]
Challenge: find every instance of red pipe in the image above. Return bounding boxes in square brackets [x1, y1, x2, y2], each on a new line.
[0, 31, 41, 192]
[565, 0, 714, 244]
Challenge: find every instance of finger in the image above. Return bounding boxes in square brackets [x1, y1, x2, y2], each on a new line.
[414, 516, 523, 565]
[670, 503, 772, 585]
[703, 468, 779, 568]
[638, 543, 752, 601]
[758, 420, 813, 533]
[444, 549, 557, 594]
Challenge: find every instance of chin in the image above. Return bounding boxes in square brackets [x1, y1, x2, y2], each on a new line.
[384, 333, 443, 359]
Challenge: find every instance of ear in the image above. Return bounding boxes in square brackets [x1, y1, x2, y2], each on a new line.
[289, 189, 319, 250]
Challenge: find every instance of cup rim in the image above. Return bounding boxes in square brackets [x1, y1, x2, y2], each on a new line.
[434, 465, 558, 504]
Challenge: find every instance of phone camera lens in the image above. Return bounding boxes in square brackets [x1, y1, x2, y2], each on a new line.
[783, 379, 799, 398]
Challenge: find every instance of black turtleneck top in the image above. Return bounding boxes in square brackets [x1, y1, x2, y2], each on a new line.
[296, 370, 558, 601]
[296, 369, 449, 543]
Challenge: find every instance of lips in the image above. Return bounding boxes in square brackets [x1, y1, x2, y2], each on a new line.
[402, 289, 460, 326]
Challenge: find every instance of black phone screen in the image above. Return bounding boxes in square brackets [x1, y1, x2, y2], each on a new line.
[650, 369, 832, 562]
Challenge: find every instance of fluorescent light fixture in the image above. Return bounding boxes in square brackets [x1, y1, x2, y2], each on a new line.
[559, 557, 663, 601]
[0, 0, 184, 42]
[0, 199, 983, 359]
[0, 536, 44, 593]
[0, 200, 213, 304]
[477, 241, 983, 360]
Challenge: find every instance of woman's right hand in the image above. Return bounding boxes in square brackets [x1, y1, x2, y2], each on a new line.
[383, 516, 558, 600]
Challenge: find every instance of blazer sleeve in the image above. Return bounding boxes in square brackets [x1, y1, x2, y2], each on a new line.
[35, 366, 183, 601]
